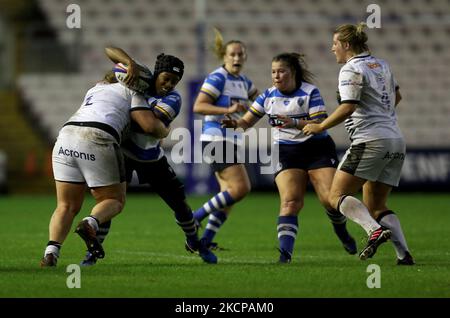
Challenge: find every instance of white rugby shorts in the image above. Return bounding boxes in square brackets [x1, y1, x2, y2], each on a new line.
[52, 125, 125, 187]
[338, 138, 406, 187]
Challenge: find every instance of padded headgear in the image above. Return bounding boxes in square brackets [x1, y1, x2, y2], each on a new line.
[154, 53, 184, 79]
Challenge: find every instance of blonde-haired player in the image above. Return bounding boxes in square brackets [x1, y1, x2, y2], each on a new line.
[304, 23, 414, 264]
[192, 28, 259, 249]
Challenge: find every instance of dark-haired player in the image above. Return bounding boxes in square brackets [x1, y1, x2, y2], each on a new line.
[222, 52, 356, 263]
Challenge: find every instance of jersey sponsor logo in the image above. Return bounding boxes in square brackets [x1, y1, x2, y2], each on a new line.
[383, 151, 405, 160]
[58, 147, 96, 161]
[268, 115, 284, 127]
[366, 62, 381, 69]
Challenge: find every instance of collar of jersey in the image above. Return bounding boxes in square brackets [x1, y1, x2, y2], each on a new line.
[347, 51, 371, 63]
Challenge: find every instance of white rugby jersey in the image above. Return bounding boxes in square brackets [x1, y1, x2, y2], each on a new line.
[338, 52, 403, 144]
[249, 82, 329, 144]
[122, 90, 182, 162]
[199, 66, 257, 142]
[68, 82, 147, 142]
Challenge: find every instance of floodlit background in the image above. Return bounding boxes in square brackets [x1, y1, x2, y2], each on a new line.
[1, 0, 449, 194]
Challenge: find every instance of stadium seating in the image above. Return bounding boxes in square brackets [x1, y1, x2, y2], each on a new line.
[18, 0, 450, 148]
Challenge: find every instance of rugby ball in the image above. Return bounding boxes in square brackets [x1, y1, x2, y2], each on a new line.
[113, 62, 153, 94]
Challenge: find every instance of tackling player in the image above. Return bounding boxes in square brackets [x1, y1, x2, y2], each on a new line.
[79, 47, 217, 265]
[40, 62, 168, 267]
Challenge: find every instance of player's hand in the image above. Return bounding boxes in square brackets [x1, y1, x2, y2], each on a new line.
[303, 123, 323, 136]
[276, 115, 298, 129]
[221, 115, 238, 128]
[124, 60, 139, 86]
[227, 103, 247, 114]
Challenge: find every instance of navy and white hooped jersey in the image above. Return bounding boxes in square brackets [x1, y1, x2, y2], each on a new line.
[69, 82, 147, 142]
[121, 90, 182, 162]
[199, 66, 257, 142]
[338, 52, 403, 144]
[249, 82, 329, 144]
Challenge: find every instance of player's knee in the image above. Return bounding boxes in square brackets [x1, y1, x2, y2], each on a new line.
[228, 182, 251, 201]
[56, 202, 81, 216]
[280, 199, 303, 215]
[115, 197, 126, 213]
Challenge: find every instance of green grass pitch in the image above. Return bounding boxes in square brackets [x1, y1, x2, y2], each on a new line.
[0, 193, 449, 298]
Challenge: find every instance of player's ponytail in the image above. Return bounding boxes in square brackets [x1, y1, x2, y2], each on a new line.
[103, 70, 118, 83]
[211, 27, 247, 61]
[334, 22, 369, 54]
[213, 27, 225, 60]
[355, 22, 368, 44]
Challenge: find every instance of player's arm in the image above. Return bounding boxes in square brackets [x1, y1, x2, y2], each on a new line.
[303, 103, 356, 135]
[276, 115, 321, 129]
[193, 92, 246, 115]
[221, 111, 260, 131]
[104, 46, 139, 86]
[131, 109, 170, 139]
[304, 66, 362, 135]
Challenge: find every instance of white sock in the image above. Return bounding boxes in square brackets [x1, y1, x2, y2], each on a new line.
[379, 213, 409, 259]
[44, 245, 60, 258]
[83, 216, 99, 232]
[338, 196, 380, 235]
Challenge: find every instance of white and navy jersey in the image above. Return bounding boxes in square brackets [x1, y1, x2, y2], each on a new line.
[121, 90, 182, 162]
[249, 82, 329, 144]
[338, 52, 403, 144]
[67, 82, 147, 142]
[199, 66, 257, 142]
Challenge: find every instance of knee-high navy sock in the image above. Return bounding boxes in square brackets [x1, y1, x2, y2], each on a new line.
[277, 216, 298, 256]
[326, 208, 351, 240]
[194, 191, 235, 222]
[202, 211, 228, 244]
[174, 207, 199, 245]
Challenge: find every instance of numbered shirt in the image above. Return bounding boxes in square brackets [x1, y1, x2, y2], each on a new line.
[249, 82, 329, 144]
[122, 90, 182, 162]
[199, 66, 257, 142]
[68, 82, 147, 142]
[338, 52, 403, 143]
